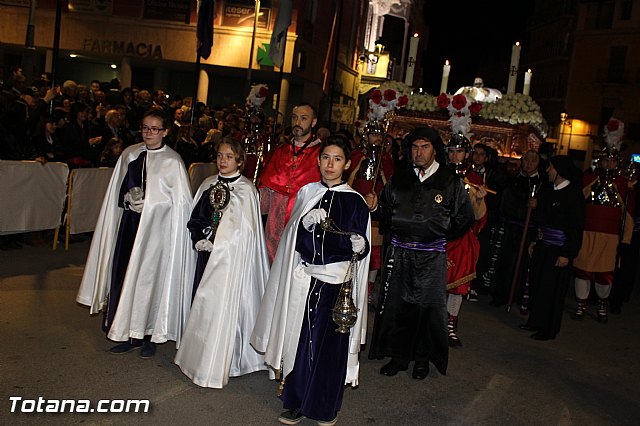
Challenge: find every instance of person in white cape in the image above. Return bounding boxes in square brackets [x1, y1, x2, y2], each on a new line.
[174, 137, 269, 388]
[251, 136, 373, 426]
[76, 108, 195, 359]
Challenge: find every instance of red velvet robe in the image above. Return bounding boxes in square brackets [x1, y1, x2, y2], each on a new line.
[447, 171, 487, 295]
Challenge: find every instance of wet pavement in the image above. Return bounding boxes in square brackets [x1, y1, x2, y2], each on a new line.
[1, 239, 639, 425]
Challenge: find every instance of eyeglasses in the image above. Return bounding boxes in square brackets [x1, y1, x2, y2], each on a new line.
[141, 126, 165, 134]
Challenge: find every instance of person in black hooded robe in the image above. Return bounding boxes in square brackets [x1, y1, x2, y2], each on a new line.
[368, 127, 474, 379]
[519, 155, 584, 340]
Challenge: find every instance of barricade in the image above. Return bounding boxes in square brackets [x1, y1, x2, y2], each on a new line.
[0, 160, 68, 235]
[53, 167, 114, 251]
[188, 162, 218, 194]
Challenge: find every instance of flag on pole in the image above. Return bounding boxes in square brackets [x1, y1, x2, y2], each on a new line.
[197, 0, 215, 59]
[268, 0, 292, 68]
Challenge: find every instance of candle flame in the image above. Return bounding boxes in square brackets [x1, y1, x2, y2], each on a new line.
[413, 33, 419, 38]
[516, 41, 520, 46]
[527, 68, 532, 73]
[445, 60, 449, 66]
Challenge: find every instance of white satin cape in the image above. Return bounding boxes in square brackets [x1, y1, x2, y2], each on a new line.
[76, 143, 195, 345]
[250, 182, 371, 387]
[174, 174, 270, 388]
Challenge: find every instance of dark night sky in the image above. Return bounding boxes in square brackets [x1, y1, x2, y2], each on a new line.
[419, 0, 535, 94]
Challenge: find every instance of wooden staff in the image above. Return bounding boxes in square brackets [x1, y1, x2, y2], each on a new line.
[463, 178, 496, 195]
[506, 185, 537, 312]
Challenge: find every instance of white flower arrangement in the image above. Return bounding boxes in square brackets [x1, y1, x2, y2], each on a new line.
[478, 93, 543, 125]
[368, 82, 545, 127]
[407, 93, 438, 112]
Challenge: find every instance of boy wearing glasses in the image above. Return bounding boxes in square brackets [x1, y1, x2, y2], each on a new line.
[77, 108, 195, 359]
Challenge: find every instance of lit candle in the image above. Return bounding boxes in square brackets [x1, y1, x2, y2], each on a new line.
[506, 41, 521, 94]
[405, 33, 420, 86]
[523, 68, 532, 96]
[440, 60, 450, 94]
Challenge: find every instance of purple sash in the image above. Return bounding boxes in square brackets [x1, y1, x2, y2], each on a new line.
[537, 227, 566, 247]
[391, 237, 447, 253]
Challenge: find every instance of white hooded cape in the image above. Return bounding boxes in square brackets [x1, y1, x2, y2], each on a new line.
[174, 174, 270, 388]
[76, 143, 195, 345]
[250, 182, 371, 386]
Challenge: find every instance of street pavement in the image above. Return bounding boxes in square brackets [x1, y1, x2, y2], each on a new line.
[1, 238, 639, 425]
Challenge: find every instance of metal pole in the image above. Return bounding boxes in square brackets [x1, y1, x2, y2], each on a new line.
[22, 0, 37, 84]
[273, 34, 287, 135]
[246, 0, 261, 93]
[25, 0, 36, 49]
[190, 54, 202, 125]
[328, 0, 343, 126]
[49, 0, 63, 113]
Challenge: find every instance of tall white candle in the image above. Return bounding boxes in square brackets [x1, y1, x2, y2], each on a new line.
[440, 60, 450, 94]
[506, 42, 521, 94]
[405, 33, 420, 86]
[523, 68, 532, 96]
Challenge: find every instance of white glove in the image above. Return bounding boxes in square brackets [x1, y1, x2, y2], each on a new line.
[301, 208, 328, 231]
[350, 234, 366, 254]
[195, 239, 214, 252]
[124, 192, 145, 213]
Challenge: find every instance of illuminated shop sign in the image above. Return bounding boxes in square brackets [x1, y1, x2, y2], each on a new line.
[83, 39, 163, 59]
[143, 0, 191, 24]
[222, 0, 271, 28]
[69, 0, 113, 14]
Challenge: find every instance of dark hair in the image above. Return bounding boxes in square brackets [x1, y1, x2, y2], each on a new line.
[142, 107, 170, 129]
[70, 101, 90, 123]
[215, 136, 246, 172]
[320, 134, 351, 161]
[293, 102, 317, 118]
[335, 129, 354, 143]
[403, 126, 447, 166]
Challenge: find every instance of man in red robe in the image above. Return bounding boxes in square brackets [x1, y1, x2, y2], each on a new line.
[258, 102, 321, 262]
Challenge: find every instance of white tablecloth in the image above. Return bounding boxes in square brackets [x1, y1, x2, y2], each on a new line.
[0, 161, 69, 235]
[188, 162, 218, 194]
[68, 167, 114, 234]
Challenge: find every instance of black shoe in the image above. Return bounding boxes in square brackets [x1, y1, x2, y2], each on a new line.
[109, 341, 142, 354]
[412, 361, 429, 380]
[316, 416, 338, 426]
[139, 341, 156, 359]
[448, 334, 462, 347]
[530, 332, 552, 341]
[518, 323, 537, 331]
[379, 359, 409, 376]
[278, 409, 305, 425]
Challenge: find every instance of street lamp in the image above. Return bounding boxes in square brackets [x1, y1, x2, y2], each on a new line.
[359, 43, 385, 75]
[559, 110, 572, 154]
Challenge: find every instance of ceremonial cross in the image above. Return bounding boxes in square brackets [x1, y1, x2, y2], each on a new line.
[407, 57, 416, 67]
[510, 65, 518, 76]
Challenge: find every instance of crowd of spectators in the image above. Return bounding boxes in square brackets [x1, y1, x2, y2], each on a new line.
[0, 67, 288, 170]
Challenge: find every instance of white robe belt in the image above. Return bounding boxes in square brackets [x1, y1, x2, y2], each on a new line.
[298, 260, 352, 285]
